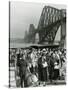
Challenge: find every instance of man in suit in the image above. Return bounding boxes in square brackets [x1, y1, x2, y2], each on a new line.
[19, 55, 27, 87]
[17, 50, 27, 87]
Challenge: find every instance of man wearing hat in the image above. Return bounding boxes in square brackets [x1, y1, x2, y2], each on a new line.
[17, 50, 27, 87]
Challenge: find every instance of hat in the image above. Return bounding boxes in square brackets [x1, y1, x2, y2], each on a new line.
[42, 48, 46, 51]
[42, 48, 46, 52]
[54, 62, 57, 65]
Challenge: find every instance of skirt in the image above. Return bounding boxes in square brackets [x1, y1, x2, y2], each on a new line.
[53, 69, 59, 80]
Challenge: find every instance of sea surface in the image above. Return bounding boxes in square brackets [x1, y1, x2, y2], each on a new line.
[10, 42, 31, 48]
[10, 42, 39, 48]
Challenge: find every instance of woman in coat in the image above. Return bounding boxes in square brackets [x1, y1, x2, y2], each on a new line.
[42, 55, 48, 85]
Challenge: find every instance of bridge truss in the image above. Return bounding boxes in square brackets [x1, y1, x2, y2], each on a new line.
[36, 6, 66, 44]
[24, 6, 66, 46]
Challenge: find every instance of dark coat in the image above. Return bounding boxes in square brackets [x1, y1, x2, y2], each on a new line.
[19, 59, 27, 77]
[38, 57, 43, 81]
[48, 56, 54, 80]
[17, 54, 23, 67]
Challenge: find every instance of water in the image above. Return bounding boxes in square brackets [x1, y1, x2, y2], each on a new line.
[10, 42, 38, 48]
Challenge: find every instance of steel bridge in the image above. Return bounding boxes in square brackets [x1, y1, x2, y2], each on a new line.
[24, 6, 66, 46]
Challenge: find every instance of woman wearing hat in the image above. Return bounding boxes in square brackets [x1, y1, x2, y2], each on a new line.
[41, 55, 48, 85]
[53, 61, 60, 83]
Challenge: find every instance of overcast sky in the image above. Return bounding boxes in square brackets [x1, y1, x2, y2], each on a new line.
[10, 1, 66, 39]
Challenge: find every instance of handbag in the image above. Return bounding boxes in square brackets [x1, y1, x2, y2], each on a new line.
[42, 61, 48, 68]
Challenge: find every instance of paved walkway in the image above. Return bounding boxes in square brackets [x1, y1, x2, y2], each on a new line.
[9, 66, 16, 88]
[9, 66, 66, 88]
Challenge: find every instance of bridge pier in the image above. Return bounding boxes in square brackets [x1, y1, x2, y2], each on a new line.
[60, 20, 66, 48]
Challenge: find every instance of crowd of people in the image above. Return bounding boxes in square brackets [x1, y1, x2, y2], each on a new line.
[10, 47, 66, 87]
